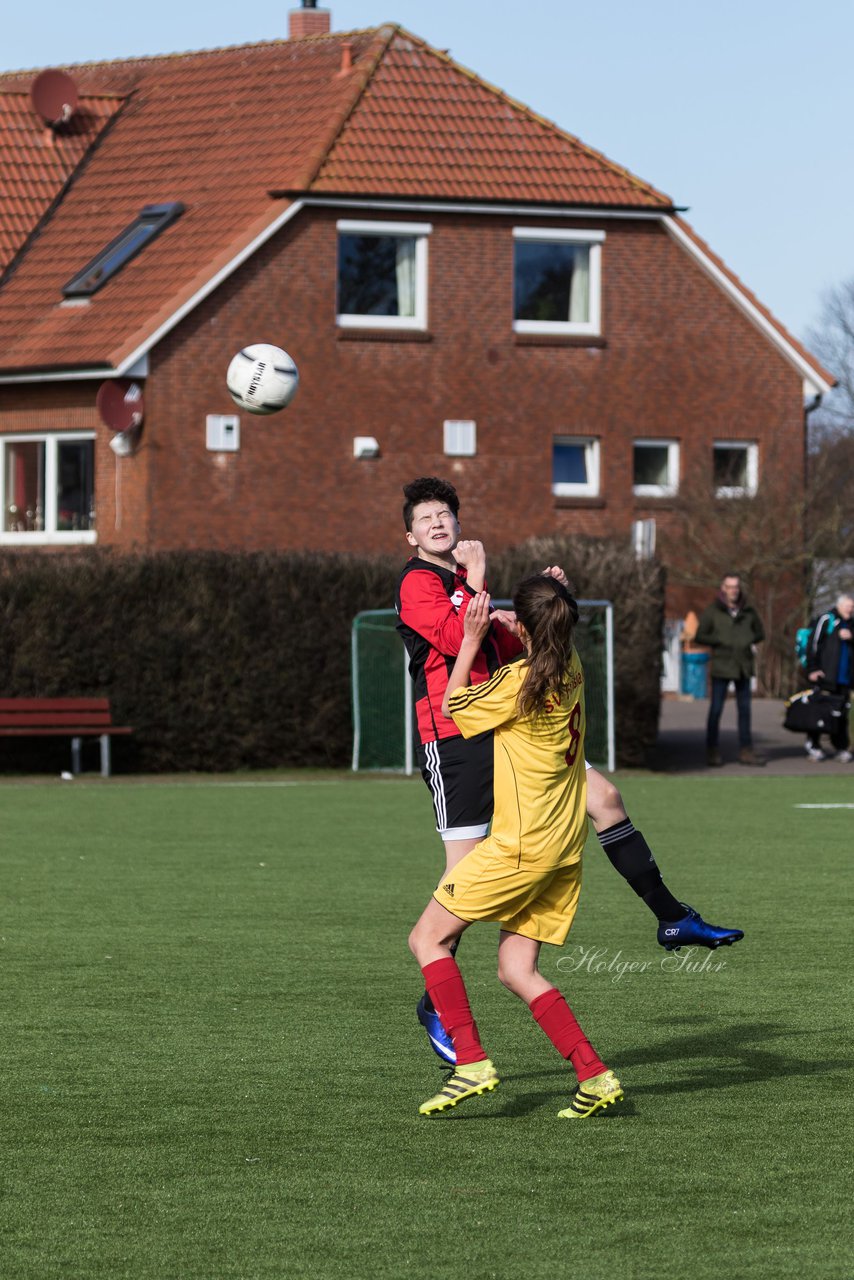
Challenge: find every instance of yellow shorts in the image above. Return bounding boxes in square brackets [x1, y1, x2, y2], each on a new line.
[433, 840, 583, 947]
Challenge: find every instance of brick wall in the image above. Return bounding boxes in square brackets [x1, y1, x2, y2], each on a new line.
[0, 207, 806, 618]
[146, 208, 804, 562]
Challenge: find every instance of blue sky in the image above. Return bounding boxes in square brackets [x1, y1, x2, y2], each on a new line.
[4, 0, 852, 346]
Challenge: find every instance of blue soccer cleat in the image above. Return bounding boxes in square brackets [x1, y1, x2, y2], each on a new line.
[416, 994, 456, 1066]
[657, 905, 744, 952]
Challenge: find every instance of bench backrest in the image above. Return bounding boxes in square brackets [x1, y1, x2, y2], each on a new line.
[0, 698, 115, 728]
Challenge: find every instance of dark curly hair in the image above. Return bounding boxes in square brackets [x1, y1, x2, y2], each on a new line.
[402, 477, 460, 532]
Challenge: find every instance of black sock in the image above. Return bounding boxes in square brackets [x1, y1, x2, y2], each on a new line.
[423, 936, 460, 1012]
[597, 819, 685, 923]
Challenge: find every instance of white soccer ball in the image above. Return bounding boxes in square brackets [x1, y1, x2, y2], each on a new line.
[226, 344, 299, 415]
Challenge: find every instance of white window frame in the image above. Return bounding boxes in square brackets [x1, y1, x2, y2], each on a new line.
[0, 431, 97, 545]
[512, 227, 605, 337]
[336, 219, 431, 330]
[713, 440, 758, 498]
[633, 438, 680, 497]
[553, 435, 600, 498]
[443, 420, 477, 457]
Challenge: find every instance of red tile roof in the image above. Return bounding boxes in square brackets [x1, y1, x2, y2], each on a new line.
[0, 89, 122, 275]
[0, 25, 833, 390]
[310, 31, 671, 206]
[0, 32, 385, 372]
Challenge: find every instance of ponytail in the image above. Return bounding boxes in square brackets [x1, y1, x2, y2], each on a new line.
[513, 575, 579, 718]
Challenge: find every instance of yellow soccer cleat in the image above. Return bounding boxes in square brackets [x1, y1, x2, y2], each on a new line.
[419, 1059, 500, 1115]
[558, 1069, 623, 1119]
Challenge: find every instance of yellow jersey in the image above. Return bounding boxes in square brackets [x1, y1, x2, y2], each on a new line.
[447, 652, 587, 868]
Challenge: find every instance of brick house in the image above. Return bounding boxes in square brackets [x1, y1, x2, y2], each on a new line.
[0, 4, 833, 610]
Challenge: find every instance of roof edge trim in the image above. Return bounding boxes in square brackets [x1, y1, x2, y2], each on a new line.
[300, 196, 668, 219]
[0, 366, 115, 383]
[111, 200, 306, 373]
[662, 216, 834, 396]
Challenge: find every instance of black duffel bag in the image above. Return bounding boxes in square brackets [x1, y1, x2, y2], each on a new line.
[783, 688, 849, 734]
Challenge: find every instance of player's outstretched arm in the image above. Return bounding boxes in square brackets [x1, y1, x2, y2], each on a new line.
[441, 592, 492, 717]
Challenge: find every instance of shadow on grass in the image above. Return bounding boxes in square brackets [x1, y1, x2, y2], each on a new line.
[495, 1091, 637, 1121]
[494, 1016, 850, 1115]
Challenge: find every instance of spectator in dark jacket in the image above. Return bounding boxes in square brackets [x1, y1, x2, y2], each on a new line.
[803, 594, 854, 761]
[695, 573, 765, 767]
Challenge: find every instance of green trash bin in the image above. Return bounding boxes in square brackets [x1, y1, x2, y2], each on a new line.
[681, 651, 709, 698]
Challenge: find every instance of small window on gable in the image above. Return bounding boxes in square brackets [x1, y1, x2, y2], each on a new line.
[553, 436, 600, 498]
[633, 439, 679, 497]
[336, 220, 431, 329]
[62, 202, 185, 298]
[513, 228, 604, 336]
[714, 441, 758, 497]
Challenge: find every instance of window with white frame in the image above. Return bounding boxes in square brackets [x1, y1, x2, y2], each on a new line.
[513, 228, 604, 336]
[633, 439, 680, 497]
[337, 220, 431, 329]
[553, 436, 600, 498]
[443, 420, 476, 457]
[713, 440, 758, 497]
[1, 433, 96, 543]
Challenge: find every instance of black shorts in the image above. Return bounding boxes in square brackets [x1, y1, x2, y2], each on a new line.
[416, 731, 494, 842]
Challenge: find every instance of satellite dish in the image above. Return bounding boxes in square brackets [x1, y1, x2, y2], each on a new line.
[30, 69, 79, 127]
[97, 379, 144, 431]
[97, 379, 144, 456]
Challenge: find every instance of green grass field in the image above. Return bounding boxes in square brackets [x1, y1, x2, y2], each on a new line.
[0, 772, 851, 1279]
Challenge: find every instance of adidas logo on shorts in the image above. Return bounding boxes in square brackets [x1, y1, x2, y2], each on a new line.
[442, 883, 455, 897]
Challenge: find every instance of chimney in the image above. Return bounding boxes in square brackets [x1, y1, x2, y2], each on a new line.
[289, 0, 331, 39]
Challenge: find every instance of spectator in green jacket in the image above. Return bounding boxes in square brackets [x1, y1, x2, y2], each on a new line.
[695, 572, 766, 767]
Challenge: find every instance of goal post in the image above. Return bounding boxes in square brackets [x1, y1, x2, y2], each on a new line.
[352, 601, 616, 773]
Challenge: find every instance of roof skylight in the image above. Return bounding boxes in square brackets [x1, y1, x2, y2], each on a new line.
[61, 202, 184, 298]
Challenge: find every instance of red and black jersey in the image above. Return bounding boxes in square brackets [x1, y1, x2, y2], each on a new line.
[395, 556, 523, 745]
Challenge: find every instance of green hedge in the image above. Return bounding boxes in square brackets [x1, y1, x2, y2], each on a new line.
[0, 542, 663, 772]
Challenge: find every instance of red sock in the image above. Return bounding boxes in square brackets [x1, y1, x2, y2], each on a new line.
[421, 957, 487, 1066]
[530, 987, 607, 1083]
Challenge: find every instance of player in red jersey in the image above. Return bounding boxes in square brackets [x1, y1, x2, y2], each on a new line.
[397, 476, 743, 1065]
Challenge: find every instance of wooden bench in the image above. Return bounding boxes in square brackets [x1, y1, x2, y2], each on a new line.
[0, 698, 132, 777]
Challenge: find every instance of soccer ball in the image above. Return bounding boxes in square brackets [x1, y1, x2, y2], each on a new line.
[226, 344, 299, 415]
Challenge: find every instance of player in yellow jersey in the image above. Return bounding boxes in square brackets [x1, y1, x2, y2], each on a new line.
[408, 574, 623, 1119]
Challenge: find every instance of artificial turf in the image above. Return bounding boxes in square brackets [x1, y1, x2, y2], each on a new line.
[0, 772, 850, 1279]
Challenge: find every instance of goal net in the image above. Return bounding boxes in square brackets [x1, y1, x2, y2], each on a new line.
[352, 601, 615, 773]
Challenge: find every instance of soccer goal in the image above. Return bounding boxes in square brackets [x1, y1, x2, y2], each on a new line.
[352, 601, 615, 773]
